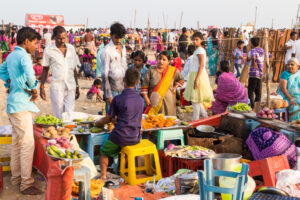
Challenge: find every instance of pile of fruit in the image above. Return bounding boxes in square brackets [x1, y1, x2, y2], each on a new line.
[35, 115, 62, 125]
[231, 103, 251, 112]
[72, 179, 104, 197]
[47, 137, 73, 149]
[291, 119, 300, 127]
[256, 107, 277, 119]
[46, 144, 82, 160]
[73, 116, 95, 123]
[142, 115, 176, 130]
[183, 106, 193, 113]
[43, 126, 71, 139]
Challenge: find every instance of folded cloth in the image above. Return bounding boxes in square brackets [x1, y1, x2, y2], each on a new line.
[246, 127, 297, 168]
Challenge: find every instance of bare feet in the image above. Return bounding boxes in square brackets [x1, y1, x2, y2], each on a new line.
[21, 186, 43, 195]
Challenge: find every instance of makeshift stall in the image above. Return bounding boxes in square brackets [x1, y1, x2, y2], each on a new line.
[33, 125, 74, 200]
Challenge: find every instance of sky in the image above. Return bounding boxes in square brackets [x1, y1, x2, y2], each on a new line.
[1, 0, 300, 29]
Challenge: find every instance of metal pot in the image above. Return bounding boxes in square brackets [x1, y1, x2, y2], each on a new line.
[196, 125, 225, 136]
[212, 153, 242, 171]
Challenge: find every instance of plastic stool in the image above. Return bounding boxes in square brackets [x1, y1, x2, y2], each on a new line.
[0, 136, 12, 171]
[120, 139, 162, 186]
[73, 166, 91, 200]
[274, 108, 288, 121]
[198, 159, 249, 200]
[156, 129, 185, 150]
[245, 119, 261, 132]
[248, 155, 290, 187]
[87, 133, 109, 163]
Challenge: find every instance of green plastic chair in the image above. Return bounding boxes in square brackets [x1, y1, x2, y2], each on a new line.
[156, 129, 185, 150]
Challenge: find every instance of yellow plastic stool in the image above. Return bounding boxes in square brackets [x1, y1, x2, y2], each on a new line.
[0, 136, 12, 171]
[120, 139, 162, 186]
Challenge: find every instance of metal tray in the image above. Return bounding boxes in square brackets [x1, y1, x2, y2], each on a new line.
[46, 149, 88, 163]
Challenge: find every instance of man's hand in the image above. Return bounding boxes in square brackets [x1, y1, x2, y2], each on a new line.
[40, 87, 46, 100]
[24, 89, 38, 102]
[107, 97, 113, 105]
[75, 87, 80, 100]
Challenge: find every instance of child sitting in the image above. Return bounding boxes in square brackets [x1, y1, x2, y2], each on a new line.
[80, 56, 96, 79]
[33, 57, 43, 80]
[81, 48, 93, 64]
[172, 51, 182, 72]
[95, 67, 144, 179]
[87, 79, 104, 102]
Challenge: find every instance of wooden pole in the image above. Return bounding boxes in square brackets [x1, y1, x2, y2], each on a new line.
[271, 18, 274, 29]
[254, 6, 258, 31]
[146, 16, 150, 56]
[197, 21, 200, 31]
[291, 18, 294, 30]
[179, 12, 183, 30]
[134, 9, 137, 31]
[86, 18, 88, 29]
[264, 29, 271, 107]
[1, 20, 4, 30]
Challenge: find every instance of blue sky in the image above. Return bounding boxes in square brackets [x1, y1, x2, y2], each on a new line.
[1, 0, 299, 29]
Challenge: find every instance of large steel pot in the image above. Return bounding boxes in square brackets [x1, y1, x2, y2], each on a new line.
[212, 153, 242, 171]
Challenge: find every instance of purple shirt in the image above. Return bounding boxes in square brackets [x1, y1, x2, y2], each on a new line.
[248, 47, 265, 79]
[233, 48, 243, 65]
[108, 88, 144, 146]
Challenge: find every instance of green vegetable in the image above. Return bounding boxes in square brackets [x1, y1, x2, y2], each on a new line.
[90, 127, 103, 133]
[78, 128, 84, 133]
[87, 117, 95, 122]
[35, 115, 62, 125]
[181, 121, 189, 126]
[231, 103, 251, 111]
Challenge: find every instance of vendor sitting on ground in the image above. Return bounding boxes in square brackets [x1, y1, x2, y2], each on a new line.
[277, 57, 300, 122]
[95, 67, 144, 179]
[211, 60, 248, 114]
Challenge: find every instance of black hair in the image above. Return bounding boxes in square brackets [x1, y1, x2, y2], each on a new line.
[250, 37, 260, 47]
[84, 48, 90, 55]
[158, 32, 161, 36]
[11, 32, 16, 45]
[220, 60, 230, 72]
[103, 37, 110, 45]
[43, 28, 48, 33]
[52, 26, 66, 40]
[192, 32, 204, 40]
[215, 70, 222, 84]
[210, 29, 218, 38]
[125, 67, 140, 87]
[110, 22, 126, 38]
[291, 31, 297, 37]
[187, 45, 196, 56]
[237, 40, 244, 46]
[36, 57, 42, 61]
[173, 51, 178, 58]
[131, 50, 148, 63]
[86, 29, 91, 33]
[93, 79, 102, 86]
[16, 27, 41, 45]
[167, 45, 173, 51]
[158, 51, 171, 61]
[182, 27, 187, 33]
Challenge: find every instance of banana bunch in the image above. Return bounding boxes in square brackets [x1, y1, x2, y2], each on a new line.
[47, 145, 82, 159]
[183, 106, 193, 113]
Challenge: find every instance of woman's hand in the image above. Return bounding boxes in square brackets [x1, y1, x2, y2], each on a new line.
[145, 97, 151, 106]
[290, 98, 297, 106]
[194, 78, 199, 90]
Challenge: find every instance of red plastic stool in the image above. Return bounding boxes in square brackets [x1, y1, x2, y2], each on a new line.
[248, 155, 290, 187]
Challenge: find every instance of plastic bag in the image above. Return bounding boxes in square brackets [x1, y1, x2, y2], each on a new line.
[276, 169, 300, 197]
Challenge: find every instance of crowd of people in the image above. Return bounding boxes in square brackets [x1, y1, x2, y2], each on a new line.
[0, 22, 300, 194]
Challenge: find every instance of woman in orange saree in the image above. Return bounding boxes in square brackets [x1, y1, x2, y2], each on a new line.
[142, 51, 184, 116]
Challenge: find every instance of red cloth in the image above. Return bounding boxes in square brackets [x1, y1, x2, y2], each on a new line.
[33, 126, 74, 200]
[180, 88, 189, 106]
[33, 64, 43, 76]
[172, 57, 182, 72]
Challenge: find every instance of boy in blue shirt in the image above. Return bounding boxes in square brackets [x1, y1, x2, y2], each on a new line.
[95, 67, 144, 179]
[0, 27, 42, 195]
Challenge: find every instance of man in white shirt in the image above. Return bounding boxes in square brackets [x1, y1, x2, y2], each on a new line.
[243, 30, 249, 47]
[40, 26, 81, 118]
[101, 23, 127, 111]
[285, 31, 298, 65]
[167, 29, 177, 47]
[42, 28, 52, 47]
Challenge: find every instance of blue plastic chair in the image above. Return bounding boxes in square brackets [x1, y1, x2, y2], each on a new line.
[86, 133, 109, 163]
[245, 119, 261, 132]
[198, 159, 249, 200]
[274, 108, 288, 121]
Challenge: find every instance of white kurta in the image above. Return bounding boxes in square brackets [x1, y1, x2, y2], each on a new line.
[42, 43, 80, 118]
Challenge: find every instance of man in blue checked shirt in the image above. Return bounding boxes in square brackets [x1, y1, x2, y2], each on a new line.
[0, 27, 42, 195]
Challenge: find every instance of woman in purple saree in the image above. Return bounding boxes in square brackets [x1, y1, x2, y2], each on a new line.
[212, 60, 248, 114]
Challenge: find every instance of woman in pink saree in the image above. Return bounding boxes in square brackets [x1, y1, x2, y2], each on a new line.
[212, 60, 248, 114]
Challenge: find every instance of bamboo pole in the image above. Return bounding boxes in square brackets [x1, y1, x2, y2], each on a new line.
[146, 16, 150, 56]
[179, 12, 183, 30]
[1, 20, 4, 30]
[197, 21, 200, 31]
[254, 6, 258, 31]
[264, 29, 271, 107]
[134, 9, 137, 31]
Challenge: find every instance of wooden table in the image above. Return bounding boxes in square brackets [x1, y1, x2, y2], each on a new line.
[242, 112, 300, 133]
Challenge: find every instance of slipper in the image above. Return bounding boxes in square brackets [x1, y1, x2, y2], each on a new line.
[21, 186, 43, 195]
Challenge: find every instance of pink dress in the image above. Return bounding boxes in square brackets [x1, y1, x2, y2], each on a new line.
[33, 64, 43, 76]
